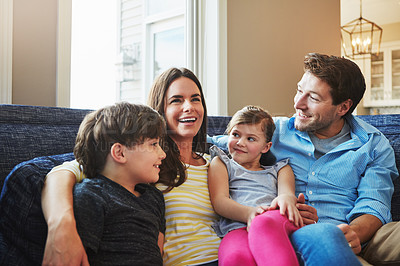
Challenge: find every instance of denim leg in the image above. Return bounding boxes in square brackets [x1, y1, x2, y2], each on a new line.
[290, 223, 362, 266]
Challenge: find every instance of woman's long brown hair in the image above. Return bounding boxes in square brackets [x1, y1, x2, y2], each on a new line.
[147, 67, 208, 192]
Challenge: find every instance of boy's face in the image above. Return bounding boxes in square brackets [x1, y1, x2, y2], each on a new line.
[124, 138, 166, 184]
[228, 123, 271, 171]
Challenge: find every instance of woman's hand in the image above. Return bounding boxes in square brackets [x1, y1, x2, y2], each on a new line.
[269, 193, 303, 227]
[41, 170, 88, 265]
[296, 193, 318, 225]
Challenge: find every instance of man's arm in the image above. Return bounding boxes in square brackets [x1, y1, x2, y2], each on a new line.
[350, 214, 383, 244]
[41, 170, 88, 266]
[338, 214, 382, 255]
[207, 135, 228, 149]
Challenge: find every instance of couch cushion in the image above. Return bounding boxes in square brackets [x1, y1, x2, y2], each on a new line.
[0, 104, 90, 191]
[0, 153, 75, 265]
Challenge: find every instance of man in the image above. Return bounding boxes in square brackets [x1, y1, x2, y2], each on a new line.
[209, 53, 399, 265]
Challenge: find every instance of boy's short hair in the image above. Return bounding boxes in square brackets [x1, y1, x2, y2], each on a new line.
[74, 102, 166, 177]
[226, 105, 275, 143]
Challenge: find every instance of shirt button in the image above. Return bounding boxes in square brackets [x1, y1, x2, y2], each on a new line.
[311, 202, 315, 206]
[309, 191, 313, 195]
[312, 172, 315, 176]
[308, 153, 312, 156]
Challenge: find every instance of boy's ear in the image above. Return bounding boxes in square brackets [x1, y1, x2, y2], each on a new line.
[261, 142, 272, 154]
[110, 143, 127, 163]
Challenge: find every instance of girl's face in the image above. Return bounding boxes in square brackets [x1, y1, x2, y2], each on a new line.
[228, 123, 271, 170]
[163, 77, 204, 144]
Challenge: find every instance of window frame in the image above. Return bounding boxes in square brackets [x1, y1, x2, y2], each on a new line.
[0, 0, 13, 104]
[143, 5, 187, 103]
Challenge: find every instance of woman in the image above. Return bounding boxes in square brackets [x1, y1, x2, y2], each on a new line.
[41, 68, 220, 266]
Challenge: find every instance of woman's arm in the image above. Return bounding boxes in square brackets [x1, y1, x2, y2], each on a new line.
[269, 165, 303, 227]
[41, 169, 88, 265]
[208, 157, 262, 226]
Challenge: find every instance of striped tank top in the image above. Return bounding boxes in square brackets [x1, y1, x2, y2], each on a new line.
[156, 154, 220, 265]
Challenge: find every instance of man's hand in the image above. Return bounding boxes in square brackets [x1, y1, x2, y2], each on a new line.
[42, 215, 89, 266]
[296, 193, 318, 225]
[337, 224, 362, 255]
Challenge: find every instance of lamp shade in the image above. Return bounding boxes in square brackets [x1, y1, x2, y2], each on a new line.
[341, 16, 383, 58]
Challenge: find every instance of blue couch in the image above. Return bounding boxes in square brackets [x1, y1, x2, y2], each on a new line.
[0, 104, 399, 265]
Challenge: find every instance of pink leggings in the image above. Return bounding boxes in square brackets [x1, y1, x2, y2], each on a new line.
[218, 210, 299, 266]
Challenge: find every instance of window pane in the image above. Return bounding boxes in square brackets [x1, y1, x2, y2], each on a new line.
[147, 0, 185, 16]
[392, 49, 400, 99]
[371, 52, 384, 101]
[70, 0, 117, 109]
[153, 27, 185, 78]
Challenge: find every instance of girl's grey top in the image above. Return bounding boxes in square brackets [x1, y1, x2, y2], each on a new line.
[210, 145, 289, 237]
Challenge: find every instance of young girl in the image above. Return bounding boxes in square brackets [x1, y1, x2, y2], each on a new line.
[208, 105, 303, 266]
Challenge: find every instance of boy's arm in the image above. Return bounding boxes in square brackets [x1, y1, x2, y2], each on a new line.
[41, 169, 88, 266]
[269, 165, 303, 227]
[208, 157, 261, 225]
[158, 232, 164, 255]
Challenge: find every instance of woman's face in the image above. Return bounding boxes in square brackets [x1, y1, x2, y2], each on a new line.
[164, 77, 204, 144]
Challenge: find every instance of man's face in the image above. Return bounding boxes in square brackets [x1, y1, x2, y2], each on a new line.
[293, 72, 346, 139]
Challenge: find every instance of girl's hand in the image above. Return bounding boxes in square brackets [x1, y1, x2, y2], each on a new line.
[246, 205, 268, 231]
[269, 194, 303, 227]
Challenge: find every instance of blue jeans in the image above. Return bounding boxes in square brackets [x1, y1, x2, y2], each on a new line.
[290, 223, 362, 266]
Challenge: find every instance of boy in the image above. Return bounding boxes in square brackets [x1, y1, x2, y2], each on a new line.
[72, 102, 166, 265]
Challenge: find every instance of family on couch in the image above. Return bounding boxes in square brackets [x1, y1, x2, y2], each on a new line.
[5, 53, 400, 265]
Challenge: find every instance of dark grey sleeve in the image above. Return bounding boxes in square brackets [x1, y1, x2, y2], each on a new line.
[73, 182, 106, 253]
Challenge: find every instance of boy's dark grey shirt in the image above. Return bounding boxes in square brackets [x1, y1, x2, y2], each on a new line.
[73, 175, 165, 266]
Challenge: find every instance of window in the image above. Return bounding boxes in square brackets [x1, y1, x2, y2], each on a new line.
[70, 0, 117, 109]
[356, 41, 400, 114]
[58, 0, 227, 115]
[0, 0, 13, 104]
[117, 0, 187, 104]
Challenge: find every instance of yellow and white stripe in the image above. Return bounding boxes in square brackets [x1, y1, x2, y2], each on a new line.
[157, 154, 220, 266]
[47, 159, 85, 182]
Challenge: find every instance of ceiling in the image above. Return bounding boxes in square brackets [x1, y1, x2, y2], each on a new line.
[341, 0, 400, 26]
